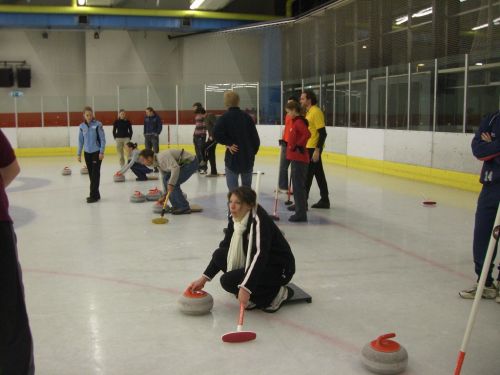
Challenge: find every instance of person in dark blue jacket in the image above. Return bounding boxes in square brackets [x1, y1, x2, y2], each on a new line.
[213, 91, 260, 191]
[77, 106, 106, 203]
[144, 107, 162, 172]
[460, 111, 500, 302]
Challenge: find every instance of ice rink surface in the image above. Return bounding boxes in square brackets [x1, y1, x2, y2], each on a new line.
[7, 154, 500, 375]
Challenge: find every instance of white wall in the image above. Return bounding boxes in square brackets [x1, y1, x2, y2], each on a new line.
[0, 29, 262, 114]
[0, 30, 86, 112]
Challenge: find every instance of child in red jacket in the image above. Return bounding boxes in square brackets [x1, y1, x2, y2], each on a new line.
[285, 100, 311, 222]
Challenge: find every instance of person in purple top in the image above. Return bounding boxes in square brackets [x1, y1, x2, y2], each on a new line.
[0, 129, 35, 375]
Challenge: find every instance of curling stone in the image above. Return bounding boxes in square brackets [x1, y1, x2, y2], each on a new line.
[361, 333, 408, 375]
[62, 167, 72, 176]
[80, 166, 88, 175]
[178, 289, 213, 316]
[153, 201, 164, 214]
[152, 200, 172, 214]
[146, 187, 162, 201]
[113, 172, 125, 182]
[130, 191, 147, 203]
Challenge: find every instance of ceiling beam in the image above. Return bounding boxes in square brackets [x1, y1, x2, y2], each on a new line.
[0, 2, 278, 21]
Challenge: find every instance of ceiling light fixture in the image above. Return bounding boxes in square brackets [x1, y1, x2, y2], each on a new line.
[190, 0, 205, 10]
[412, 7, 432, 18]
[395, 15, 408, 25]
[77, 0, 86, 6]
[472, 23, 489, 31]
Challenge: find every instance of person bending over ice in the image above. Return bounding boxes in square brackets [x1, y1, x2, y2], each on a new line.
[189, 186, 296, 312]
[116, 142, 153, 181]
[139, 149, 198, 215]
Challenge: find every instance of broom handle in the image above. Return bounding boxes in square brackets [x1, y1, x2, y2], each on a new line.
[160, 191, 171, 217]
[455, 202, 500, 375]
[245, 172, 261, 271]
[236, 303, 245, 332]
[273, 182, 279, 216]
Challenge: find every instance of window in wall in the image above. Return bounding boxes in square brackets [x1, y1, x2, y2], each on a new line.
[334, 73, 349, 127]
[449, 8, 490, 55]
[411, 22, 434, 61]
[357, 41, 371, 70]
[283, 80, 303, 121]
[322, 75, 334, 127]
[336, 3, 355, 45]
[493, 5, 500, 54]
[369, 67, 387, 129]
[383, 0, 410, 33]
[409, 60, 434, 131]
[260, 81, 282, 125]
[466, 54, 500, 133]
[410, 0, 433, 27]
[382, 30, 408, 66]
[387, 63, 409, 130]
[447, 0, 489, 16]
[436, 55, 465, 133]
[350, 70, 368, 128]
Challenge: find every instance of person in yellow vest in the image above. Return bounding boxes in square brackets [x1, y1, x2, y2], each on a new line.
[300, 90, 330, 209]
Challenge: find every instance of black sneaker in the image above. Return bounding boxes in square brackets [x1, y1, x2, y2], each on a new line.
[171, 208, 192, 215]
[136, 177, 148, 181]
[262, 286, 294, 313]
[311, 200, 330, 209]
[289, 214, 307, 223]
[86, 197, 99, 203]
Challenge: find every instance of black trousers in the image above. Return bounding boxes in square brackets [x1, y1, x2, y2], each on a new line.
[193, 136, 207, 172]
[84, 151, 102, 199]
[211, 248, 293, 307]
[0, 222, 35, 375]
[291, 160, 308, 219]
[205, 139, 218, 175]
[305, 148, 329, 202]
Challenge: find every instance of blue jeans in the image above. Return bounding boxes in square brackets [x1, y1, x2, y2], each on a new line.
[472, 183, 500, 286]
[225, 167, 253, 192]
[162, 159, 199, 210]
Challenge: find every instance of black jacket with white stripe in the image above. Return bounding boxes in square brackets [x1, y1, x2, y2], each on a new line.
[203, 205, 295, 294]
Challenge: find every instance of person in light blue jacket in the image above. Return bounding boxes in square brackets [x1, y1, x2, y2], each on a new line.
[77, 106, 106, 203]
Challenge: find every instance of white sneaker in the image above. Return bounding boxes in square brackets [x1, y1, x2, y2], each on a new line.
[262, 286, 293, 313]
[245, 302, 257, 311]
[459, 284, 498, 300]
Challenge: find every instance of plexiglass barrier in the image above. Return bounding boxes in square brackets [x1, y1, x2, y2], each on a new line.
[1, 51, 499, 134]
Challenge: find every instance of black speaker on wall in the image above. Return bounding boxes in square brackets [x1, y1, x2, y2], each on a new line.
[0, 67, 14, 87]
[17, 67, 31, 88]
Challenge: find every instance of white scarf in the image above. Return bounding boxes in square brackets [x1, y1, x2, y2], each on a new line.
[227, 211, 251, 272]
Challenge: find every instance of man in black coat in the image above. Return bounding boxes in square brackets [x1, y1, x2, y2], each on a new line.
[213, 91, 260, 191]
